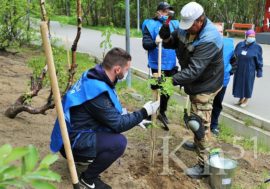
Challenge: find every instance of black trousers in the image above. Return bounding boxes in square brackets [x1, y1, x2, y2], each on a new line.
[210, 86, 227, 130]
[60, 132, 127, 179]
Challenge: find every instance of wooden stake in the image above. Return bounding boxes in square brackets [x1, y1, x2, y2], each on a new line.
[150, 39, 162, 166]
[40, 22, 80, 189]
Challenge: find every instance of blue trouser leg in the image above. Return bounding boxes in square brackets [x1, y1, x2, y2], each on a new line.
[210, 87, 227, 130]
[83, 133, 127, 179]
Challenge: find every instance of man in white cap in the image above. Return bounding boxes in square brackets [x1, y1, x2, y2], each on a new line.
[159, 2, 224, 178]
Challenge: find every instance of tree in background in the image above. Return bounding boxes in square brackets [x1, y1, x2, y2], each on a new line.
[0, 0, 36, 51]
[42, 0, 265, 30]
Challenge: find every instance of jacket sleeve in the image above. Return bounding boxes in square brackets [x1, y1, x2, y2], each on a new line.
[142, 26, 157, 50]
[255, 45, 263, 77]
[172, 42, 220, 85]
[84, 92, 148, 133]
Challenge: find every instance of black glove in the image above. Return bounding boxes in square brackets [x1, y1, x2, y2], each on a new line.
[150, 76, 165, 90]
[159, 24, 171, 40]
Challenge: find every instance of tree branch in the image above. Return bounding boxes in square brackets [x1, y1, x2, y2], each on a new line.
[63, 0, 82, 93]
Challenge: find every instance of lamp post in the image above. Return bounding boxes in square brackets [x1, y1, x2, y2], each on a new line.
[125, 0, 131, 87]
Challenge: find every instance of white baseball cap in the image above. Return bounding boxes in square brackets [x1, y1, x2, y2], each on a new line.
[179, 2, 204, 30]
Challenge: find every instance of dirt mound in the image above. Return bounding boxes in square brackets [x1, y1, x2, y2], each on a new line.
[0, 51, 269, 189]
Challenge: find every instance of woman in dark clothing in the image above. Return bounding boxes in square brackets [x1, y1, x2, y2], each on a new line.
[233, 29, 263, 107]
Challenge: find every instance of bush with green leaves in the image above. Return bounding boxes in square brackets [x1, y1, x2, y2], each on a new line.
[0, 144, 60, 189]
[0, 0, 37, 50]
[148, 75, 175, 97]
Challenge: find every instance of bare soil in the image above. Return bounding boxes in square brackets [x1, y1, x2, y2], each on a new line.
[0, 50, 269, 189]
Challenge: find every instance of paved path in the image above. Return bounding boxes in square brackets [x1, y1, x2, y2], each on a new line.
[50, 21, 270, 121]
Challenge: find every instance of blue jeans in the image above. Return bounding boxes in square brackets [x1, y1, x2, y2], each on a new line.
[210, 86, 227, 130]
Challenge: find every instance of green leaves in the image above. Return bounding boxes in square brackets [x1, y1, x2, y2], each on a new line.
[31, 181, 56, 189]
[39, 154, 58, 170]
[100, 25, 115, 58]
[22, 145, 39, 172]
[3, 147, 29, 165]
[0, 0, 36, 50]
[24, 169, 61, 183]
[148, 75, 175, 97]
[0, 145, 12, 165]
[0, 144, 60, 189]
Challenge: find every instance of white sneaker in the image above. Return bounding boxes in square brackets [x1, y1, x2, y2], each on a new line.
[240, 102, 248, 107]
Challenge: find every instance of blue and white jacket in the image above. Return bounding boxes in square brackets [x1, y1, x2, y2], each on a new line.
[142, 18, 179, 70]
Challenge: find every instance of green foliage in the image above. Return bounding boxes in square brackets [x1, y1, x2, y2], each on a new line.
[243, 118, 254, 127]
[0, 0, 37, 50]
[42, 0, 265, 33]
[100, 24, 115, 58]
[148, 75, 175, 97]
[147, 122, 161, 129]
[0, 144, 60, 189]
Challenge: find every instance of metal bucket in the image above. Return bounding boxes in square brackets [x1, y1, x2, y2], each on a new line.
[208, 157, 237, 189]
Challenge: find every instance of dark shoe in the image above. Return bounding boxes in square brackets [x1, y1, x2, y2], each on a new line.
[211, 128, 220, 136]
[182, 141, 196, 151]
[79, 175, 112, 189]
[157, 114, 169, 131]
[185, 164, 207, 179]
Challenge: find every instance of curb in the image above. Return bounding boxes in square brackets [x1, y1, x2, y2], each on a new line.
[222, 103, 270, 132]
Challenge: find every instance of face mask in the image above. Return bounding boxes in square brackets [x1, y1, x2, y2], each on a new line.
[246, 37, 255, 44]
[117, 71, 128, 82]
[159, 15, 168, 22]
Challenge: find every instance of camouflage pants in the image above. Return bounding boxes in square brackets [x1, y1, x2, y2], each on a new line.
[189, 88, 220, 166]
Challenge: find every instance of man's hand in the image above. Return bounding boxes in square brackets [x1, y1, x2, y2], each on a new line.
[256, 71, 262, 78]
[155, 35, 162, 45]
[138, 120, 152, 129]
[143, 100, 160, 116]
[159, 24, 171, 40]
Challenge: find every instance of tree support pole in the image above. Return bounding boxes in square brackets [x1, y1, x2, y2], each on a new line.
[150, 41, 162, 166]
[40, 21, 80, 189]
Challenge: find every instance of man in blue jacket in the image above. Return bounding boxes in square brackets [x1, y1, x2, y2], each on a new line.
[211, 24, 236, 135]
[159, 2, 223, 178]
[142, 2, 179, 130]
[50, 48, 160, 189]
